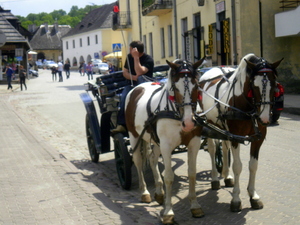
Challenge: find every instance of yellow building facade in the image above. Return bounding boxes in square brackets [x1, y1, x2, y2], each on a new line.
[115, 0, 299, 90]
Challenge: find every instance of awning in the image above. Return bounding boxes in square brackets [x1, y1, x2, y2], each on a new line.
[28, 51, 37, 54]
[103, 51, 122, 59]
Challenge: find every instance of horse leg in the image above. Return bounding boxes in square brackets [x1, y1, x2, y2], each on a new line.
[207, 138, 220, 190]
[160, 144, 175, 224]
[131, 139, 151, 203]
[221, 140, 234, 187]
[230, 143, 243, 212]
[247, 140, 264, 210]
[188, 138, 205, 218]
[149, 145, 164, 205]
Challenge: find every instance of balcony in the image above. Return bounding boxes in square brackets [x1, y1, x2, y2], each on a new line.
[112, 11, 132, 31]
[142, 0, 173, 16]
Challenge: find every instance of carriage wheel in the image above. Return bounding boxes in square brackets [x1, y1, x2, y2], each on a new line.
[85, 114, 99, 163]
[215, 140, 223, 174]
[113, 133, 132, 190]
[215, 140, 231, 174]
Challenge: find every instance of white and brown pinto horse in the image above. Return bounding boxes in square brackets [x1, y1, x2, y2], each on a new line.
[198, 53, 283, 212]
[125, 58, 204, 224]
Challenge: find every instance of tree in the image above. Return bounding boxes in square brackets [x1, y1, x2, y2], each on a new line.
[18, 5, 101, 28]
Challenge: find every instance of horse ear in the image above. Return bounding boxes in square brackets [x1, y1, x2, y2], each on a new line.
[244, 59, 256, 71]
[271, 58, 284, 69]
[166, 60, 179, 70]
[193, 56, 206, 70]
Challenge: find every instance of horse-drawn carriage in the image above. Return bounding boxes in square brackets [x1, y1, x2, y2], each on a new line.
[80, 71, 133, 189]
[80, 54, 283, 224]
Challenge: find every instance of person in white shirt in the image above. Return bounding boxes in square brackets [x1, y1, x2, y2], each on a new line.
[57, 61, 63, 82]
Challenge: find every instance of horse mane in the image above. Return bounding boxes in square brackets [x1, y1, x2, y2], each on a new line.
[232, 53, 258, 84]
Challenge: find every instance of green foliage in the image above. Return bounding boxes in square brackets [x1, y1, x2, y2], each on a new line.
[17, 4, 102, 28]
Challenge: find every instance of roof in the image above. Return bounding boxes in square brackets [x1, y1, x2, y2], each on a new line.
[29, 24, 72, 50]
[0, 7, 30, 45]
[63, 3, 114, 38]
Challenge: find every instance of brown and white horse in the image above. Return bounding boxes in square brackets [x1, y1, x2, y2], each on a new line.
[198, 53, 283, 212]
[125, 58, 204, 224]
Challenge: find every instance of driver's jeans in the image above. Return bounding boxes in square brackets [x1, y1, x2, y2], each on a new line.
[117, 76, 147, 127]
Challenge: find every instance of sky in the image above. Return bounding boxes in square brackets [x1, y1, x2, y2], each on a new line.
[0, 0, 116, 17]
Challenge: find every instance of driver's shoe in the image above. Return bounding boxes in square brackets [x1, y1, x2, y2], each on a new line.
[111, 125, 126, 134]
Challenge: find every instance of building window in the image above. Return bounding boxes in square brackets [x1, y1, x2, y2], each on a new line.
[149, 32, 153, 57]
[87, 37, 90, 46]
[80, 38, 82, 47]
[73, 40, 75, 48]
[66, 41, 68, 50]
[181, 18, 188, 60]
[168, 25, 173, 57]
[95, 35, 98, 44]
[143, 35, 147, 53]
[160, 28, 165, 58]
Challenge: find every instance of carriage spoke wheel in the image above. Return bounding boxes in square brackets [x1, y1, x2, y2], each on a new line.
[113, 133, 132, 190]
[215, 140, 223, 174]
[85, 114, 99, 163]
[215, 140, 231, 174]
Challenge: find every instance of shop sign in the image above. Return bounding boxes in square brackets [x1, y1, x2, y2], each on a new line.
[223, 20, 230, 54]
[208, 24, 213, 54]
[216, 1, 225, 14]
[15, 48, 23, 56]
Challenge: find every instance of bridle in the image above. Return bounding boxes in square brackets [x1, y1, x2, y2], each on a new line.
[169, 61, 199, 114]
[247, 59, 277, 109]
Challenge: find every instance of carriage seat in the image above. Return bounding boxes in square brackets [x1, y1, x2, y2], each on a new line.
[95, 71, 128, 96]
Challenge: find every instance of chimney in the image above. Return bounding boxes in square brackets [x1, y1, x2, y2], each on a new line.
[44, 22, 48, 33]
[54, 22, 58, 33]
[28, 24, 37, 33]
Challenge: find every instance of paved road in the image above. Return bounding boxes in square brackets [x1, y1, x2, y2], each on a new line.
[0, 69, 299, 224]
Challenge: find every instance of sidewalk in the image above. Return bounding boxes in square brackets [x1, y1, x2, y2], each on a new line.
[0, 92, 135, 224]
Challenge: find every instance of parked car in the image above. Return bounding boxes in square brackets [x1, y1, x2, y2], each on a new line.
[43, 60, 58, 69]
[153, 64, 170, 82]
[272, 82, 284, 124]
[199, 66, 284, 124]
[35, 61, 43, 68]
[29, 69, 39, 77]
[94, 63, 109, 74]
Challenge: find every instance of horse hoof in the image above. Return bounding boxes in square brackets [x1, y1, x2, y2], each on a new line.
[224, 178, 234, 187]
[250, 198, 264, 210]
[162, 215, 174, 224]
[141, 194, 151, 203]
[191, 208, 205, 218]
[211, 181, 221, 190]
[230, 201, 242, 212]
[154, 193, 164, 205]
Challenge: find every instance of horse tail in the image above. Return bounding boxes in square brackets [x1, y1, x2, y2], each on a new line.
[140, 140, 152, 170]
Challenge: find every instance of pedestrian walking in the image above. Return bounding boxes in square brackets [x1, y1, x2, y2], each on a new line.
[64, 61, 71, 79]
[5, 64, 14, 90]
[57, 61, 63, 82]
[51, 66, 57, 81]
[18, 65, 27, 91]
[86, 61, 93, 80]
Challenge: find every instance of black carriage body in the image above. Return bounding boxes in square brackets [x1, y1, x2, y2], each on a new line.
[80, 71, 128, 155]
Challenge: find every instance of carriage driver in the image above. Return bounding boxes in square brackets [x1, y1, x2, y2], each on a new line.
[112, 40, 154, 133]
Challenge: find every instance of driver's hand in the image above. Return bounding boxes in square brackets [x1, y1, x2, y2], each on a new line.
[131, 47, 139, 58]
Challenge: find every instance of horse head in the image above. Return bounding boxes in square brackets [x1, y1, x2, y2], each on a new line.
[244, 55, 283, 125]
[166, 57, 205, 132]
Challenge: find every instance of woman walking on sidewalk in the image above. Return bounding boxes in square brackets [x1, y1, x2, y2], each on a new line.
[18, 65, 27, 91]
